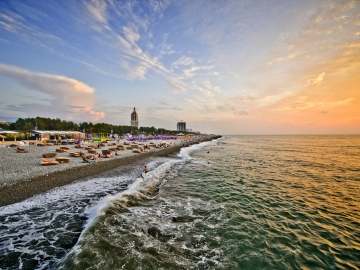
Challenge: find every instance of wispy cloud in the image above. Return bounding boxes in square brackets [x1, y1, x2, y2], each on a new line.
[84, 0, 110, 31]
[216, 104, 248, 116]
[184, 98, 201, 108]
[306, 72, 325, 86]
[172, 56, 195, 68]
[183, 65, 214, 78]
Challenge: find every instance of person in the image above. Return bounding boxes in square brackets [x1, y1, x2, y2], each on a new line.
[143, 166, 149, 173]
[82, 155, 94, 163]
[140, 173, 144, 179]
[207, 151, 209, 153]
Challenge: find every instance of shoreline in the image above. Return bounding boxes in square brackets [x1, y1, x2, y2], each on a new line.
[0, 145, 183, 207]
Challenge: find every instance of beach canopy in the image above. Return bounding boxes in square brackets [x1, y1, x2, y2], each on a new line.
[31, 130, 83, 135]
[0, 130, 19, 141]
[0, 130, 19, 134]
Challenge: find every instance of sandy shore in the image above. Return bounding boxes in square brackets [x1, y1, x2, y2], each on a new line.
[0, 137, 219, 206]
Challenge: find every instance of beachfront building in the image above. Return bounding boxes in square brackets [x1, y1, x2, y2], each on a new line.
[177, 121, 186, 132]
[131, 107, 139, 128]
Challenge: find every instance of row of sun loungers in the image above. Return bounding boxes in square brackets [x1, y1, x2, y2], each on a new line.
[37, 141, 164, 166]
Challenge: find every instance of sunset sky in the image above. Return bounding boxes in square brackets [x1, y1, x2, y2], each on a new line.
[0, 0, 359, 134]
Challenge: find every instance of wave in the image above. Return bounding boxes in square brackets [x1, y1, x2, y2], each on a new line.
[81, 141, 214, 230]
[57, 142, 213, 265]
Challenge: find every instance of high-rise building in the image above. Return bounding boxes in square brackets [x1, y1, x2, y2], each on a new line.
[177, 121, 186, 132]
[131, 107, 139, 128]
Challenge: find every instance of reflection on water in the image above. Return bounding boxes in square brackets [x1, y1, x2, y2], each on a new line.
[1, 136, 360, 269]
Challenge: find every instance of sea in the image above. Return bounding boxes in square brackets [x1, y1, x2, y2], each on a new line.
[0, 135, 359, 270]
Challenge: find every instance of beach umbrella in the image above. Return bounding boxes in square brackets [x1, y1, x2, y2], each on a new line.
[0, 134, 5, 143]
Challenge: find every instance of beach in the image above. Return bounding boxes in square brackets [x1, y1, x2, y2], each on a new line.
[0, 136, 218, 206]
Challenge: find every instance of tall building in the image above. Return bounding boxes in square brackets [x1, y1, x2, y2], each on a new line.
[177, 121, 186, 132]
[130, 107, 139, 128]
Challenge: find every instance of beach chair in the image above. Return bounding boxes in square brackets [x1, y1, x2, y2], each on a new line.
[40, 158, 59, 165]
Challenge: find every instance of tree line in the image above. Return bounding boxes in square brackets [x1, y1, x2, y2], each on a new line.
[0, 117, 187, 135]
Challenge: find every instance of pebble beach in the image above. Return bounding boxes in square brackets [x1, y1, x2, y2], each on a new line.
[0, 138, 208, 206]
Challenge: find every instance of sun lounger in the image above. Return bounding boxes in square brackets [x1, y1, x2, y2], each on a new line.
[43, 153, 57, 158]
[40, 158, 59, 165]
[55, 157, 70, 163]
[69, 152, 81, 157]
[102, 150, 111, 155]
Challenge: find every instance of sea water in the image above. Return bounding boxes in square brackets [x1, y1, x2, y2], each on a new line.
[0, 136, 359, 269]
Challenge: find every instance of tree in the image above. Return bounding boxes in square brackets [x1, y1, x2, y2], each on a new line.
[88, 122, 94, 133]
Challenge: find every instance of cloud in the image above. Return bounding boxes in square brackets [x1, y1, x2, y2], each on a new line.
[183, 65, 214, 78]
[145, 106, 183, 113]
[172, 56, 195, 68]
[115, 26, 171, 80]
[157, 33, 176, 58]
[146, 106, 169, 112]
[183, 98, 201, 108]
[168, 77, 188, 93]
[0, 63, 104, 121]
[306, 72, 325, 86]
[90, 110, 105, 121]
[84, 0, 110, 31]
[170, 106, 182, 111]
[149, 0, 171, 14]
[216, 104, 248, 116]
[158, 101, 170, 106]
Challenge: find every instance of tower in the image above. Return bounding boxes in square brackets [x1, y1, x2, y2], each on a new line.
[131, 107, 139, 128]
[177, 121, 186, 132]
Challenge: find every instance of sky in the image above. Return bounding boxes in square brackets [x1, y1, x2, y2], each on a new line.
[0, 0, 359, 135]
